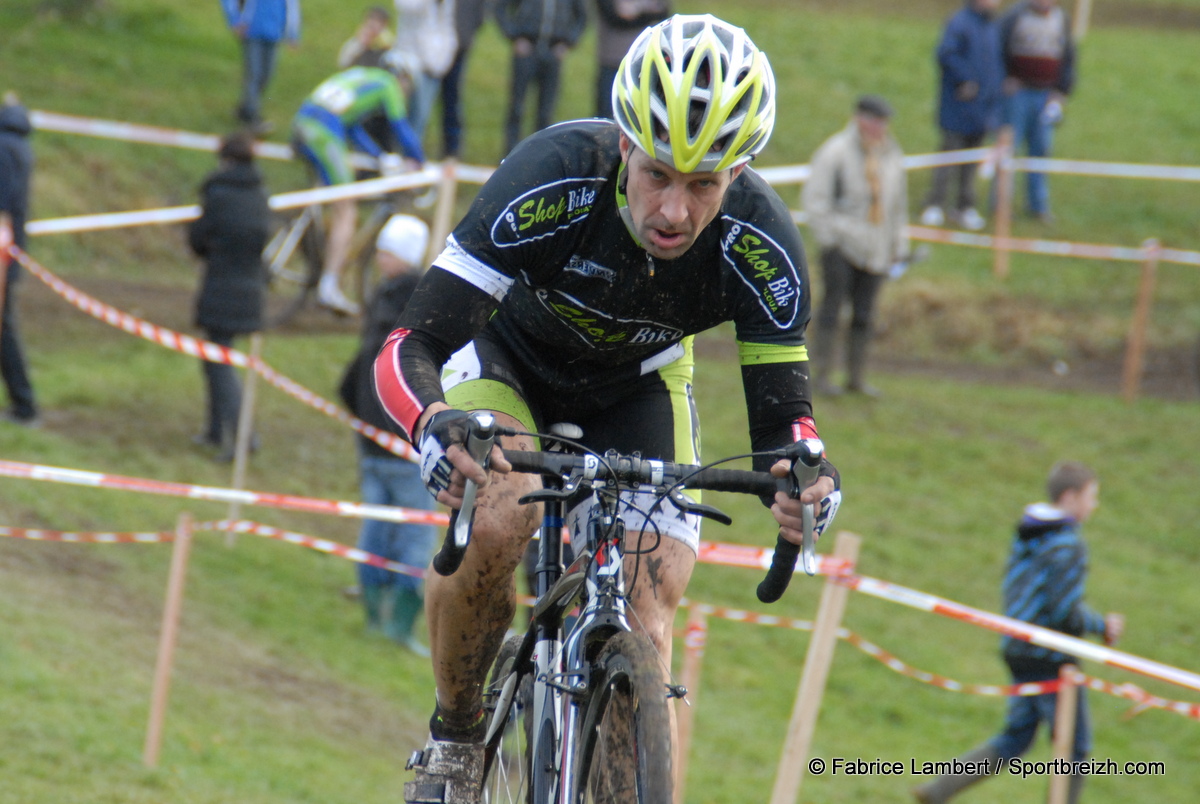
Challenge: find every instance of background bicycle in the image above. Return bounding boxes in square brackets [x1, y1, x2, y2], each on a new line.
[262, 168, 436, 328]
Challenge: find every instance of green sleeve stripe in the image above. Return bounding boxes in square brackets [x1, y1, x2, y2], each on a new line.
[737, 341, 809, 365]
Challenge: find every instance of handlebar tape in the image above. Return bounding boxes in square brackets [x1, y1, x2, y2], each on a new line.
[757, 535, 801, 603]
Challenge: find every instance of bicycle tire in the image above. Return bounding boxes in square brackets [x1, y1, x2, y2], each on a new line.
[481, 634, 534, 803]
[263, 205, 323, 328]
[573, 631, 673, 804]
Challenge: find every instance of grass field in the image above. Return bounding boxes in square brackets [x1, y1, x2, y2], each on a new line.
[1, 1, 1198, 802]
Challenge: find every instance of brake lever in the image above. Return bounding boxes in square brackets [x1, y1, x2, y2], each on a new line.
[432, 411, 497, 576]
[664, 487, 732, 526]
[454, 412, 497, 548]
[789, 438, 824, 576]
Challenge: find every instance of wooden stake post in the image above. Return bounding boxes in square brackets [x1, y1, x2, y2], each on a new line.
[992, 127, 1016, 280]
[428, 159, 459, 267]
[226, 333, 263, 543]
[769, 532, 861, 804]
[1120, 239, 1160, 404]
[674, 606, 708, 804]
[1048, 664, 1081, 804]
[143, 512, 194, 767]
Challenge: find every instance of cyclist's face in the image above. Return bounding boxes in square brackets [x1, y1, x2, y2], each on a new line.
[619, 135, 743, 261]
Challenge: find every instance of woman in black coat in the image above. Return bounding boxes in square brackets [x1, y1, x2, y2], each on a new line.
[188, 131, 270, 459]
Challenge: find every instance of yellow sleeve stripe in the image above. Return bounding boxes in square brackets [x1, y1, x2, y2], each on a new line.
[737, 341, 809, 365]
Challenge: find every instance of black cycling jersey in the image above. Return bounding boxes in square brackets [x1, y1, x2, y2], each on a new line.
[377, 119, 817, 462]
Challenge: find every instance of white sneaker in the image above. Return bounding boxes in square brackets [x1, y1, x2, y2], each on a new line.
[317, 285, 361, 316]
[919, 205, 945, 227]
[958, 207, 986, 231]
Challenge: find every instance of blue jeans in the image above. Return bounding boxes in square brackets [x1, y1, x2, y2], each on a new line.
[1003, 88, 1055, 216]
[238, 37, 279, 124]
[990, 664, 1091, 762]
[408, 73, 443, 143]
[356, 454, 437, 593]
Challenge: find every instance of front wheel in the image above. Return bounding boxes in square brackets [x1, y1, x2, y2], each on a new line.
[481, 634, 533, 803]
[573, 631, 673, 804]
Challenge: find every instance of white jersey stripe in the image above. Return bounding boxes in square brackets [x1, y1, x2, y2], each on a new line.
[433, 234, 514, 301]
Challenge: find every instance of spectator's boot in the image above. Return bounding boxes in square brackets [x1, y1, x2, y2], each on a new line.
[845, 329, 881, 397]
[911, 744, 1005, 803]
[361, 583, 385, 634]
[386, 587, 430, 657]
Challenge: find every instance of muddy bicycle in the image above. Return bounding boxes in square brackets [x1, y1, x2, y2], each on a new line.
[408, 413, 824, 803]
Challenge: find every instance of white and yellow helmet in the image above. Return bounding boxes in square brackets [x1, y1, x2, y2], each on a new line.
[612, 14, 776, 174]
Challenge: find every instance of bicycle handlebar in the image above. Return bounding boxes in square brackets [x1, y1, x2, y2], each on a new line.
[432, 413, 825, 600]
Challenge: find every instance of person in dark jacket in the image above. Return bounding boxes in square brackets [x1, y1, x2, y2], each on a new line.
[339, 214, 436, 654]
[496, 0, 588, 155]
[912, 461, 1124, 804]
[592, 0, 670, 119]
[188, 131, 271, 460]
[0, 92, 39, 428]
[440, 0, 492, 158]
[920, 0, 1004, 231]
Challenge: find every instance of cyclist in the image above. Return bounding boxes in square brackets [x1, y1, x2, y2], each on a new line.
[291, 56, 425, 315]
[373, 15, 841, 802]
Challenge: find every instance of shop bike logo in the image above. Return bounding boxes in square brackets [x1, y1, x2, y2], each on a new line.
[492, 178, 602, 247]
[535, 289, 682, 348]
[722, 220, 802, 329]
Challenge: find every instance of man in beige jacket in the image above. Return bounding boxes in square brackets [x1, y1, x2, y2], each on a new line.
[802, 95, 910, 397]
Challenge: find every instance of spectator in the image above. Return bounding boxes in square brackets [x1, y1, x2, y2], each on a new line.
[920, 0, 1004, 232]
[802, 95, 910, 398]
[912, 461, 1123, 804]
[593, 0, 671, 119]
[997, 0, 1076, 224]
[393, 0, 459, 142]
[0, 92, 39, 428]
[338, 5, 395, 69]
[439, 0, 492, 159]
[221, 0, 301, 133]
[338, 214, 436, 655]
[496, 0, 588, 156]
[188, 131, 271, 461]
[291, 63, 426, 315]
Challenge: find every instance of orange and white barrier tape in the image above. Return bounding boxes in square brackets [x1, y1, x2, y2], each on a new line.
[0, 521, 426, 578]
[907, 225, 1200, 268]
[0, 458, 448, 526]
[680, 601, 1199, 719]
[842, 572, 1200, 694]
[11, 248, 418, 461]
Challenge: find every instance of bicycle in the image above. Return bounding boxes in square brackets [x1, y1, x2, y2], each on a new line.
[415, 412, 824, 803]
[261, 190, 400, 327]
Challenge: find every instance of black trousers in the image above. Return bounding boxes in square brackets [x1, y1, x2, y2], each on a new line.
[924, 129, 986, 212]
[1, 272, 37, 420]
[504, 45, 563, 156]
[200, 328, 242, 444]
[816, 248, 886, 339]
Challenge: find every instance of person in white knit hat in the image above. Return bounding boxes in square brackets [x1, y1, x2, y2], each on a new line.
[339, 214, 435, 654]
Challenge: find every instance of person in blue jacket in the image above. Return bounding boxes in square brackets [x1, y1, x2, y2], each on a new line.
[912, 461, 1124, 804]
[222, 0, 302, 130]
[919, 0, 1004, 232]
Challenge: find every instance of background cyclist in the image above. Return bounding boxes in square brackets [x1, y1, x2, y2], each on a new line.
[291, 56, 425, 315]
[373, 15, 841, 802]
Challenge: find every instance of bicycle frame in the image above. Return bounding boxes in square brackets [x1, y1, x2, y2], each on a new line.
[486, 458, 647, 803]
